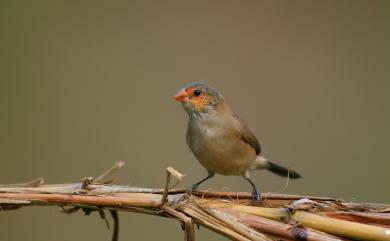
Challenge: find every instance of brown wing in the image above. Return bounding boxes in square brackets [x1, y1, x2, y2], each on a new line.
[239, 124, 261, 155]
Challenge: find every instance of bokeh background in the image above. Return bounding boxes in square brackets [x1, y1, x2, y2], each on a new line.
[1, 1, 389, 240]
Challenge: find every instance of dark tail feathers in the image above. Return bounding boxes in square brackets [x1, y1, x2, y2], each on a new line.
[267, 161, 301, 179]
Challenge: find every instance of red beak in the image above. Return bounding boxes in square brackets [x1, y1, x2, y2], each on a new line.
[174, 88, 189, 103]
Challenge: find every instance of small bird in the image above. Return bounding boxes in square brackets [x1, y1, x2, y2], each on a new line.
[174, 82, 301, 201]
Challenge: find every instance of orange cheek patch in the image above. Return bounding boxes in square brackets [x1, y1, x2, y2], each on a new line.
[192, 98, 204, 112]
[192, 94, 214, 112]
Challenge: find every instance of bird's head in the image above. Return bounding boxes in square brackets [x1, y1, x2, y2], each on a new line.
[174, 82, 223, 116]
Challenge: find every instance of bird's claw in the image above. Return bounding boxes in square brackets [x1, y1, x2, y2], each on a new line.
[251, 188, 261, 202]
[186, 184, 198, 195]
[186, 188, 193, 195]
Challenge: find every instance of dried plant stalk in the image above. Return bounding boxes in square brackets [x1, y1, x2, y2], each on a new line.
[292, 211, 390, 241]
[0, 162, 389, 241]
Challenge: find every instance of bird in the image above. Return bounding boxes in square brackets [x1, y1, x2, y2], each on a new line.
[173, 82, 301, 201]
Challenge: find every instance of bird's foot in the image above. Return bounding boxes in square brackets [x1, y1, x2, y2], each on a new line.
[251, 188, 261, 202]
[186, 187, 193, 195]
[186, 184, 198, 195]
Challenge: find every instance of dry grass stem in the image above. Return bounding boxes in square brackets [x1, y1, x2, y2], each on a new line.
[0, 162, 389, 241]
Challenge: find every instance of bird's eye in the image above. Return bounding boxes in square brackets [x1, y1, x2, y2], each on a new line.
[193, 89, 202, 96]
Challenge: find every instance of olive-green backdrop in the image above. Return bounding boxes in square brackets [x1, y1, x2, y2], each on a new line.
[1, 1, 389, 241]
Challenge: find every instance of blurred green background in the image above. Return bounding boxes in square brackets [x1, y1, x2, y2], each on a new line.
[1, 1, 389, 240]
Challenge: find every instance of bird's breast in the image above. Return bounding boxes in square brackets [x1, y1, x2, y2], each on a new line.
[187, 117, 256, 175]
[204, 127, 218, 138]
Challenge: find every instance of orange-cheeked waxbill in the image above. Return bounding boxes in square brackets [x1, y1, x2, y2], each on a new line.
[174, 82, 301, 201]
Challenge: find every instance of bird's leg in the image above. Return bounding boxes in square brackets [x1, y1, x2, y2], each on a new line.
[187, 171, 215, 194]
[243, 171, 261, 201]
[245, 177, 261, 201]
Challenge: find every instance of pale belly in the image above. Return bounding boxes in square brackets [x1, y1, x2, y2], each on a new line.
[188, 127, 257, 175]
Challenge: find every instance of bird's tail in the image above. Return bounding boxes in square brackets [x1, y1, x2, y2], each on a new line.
[255, 156, 301, 179]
